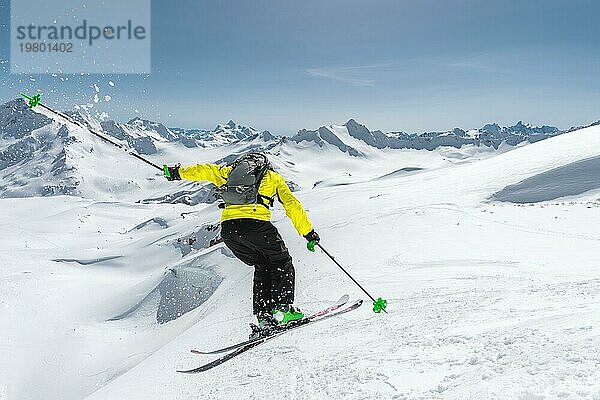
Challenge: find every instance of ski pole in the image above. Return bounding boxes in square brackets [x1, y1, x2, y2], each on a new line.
[310, 241, 388, 314]
[20, 92, 163, 172]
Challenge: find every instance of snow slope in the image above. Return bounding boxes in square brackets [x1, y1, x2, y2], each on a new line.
[92, 125, 600, 400]
[1, 113, 599, 400]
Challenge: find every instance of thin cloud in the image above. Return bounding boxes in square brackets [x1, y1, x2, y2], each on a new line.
[305, 64, 390, 86]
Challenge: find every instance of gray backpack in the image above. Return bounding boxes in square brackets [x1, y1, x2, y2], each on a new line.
[218, 153, 272, 206]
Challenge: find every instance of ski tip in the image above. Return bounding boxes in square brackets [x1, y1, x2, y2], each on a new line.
[337, 294, 350, 305]
[177, 366, 207, 374]
[190, 349, 206, 355]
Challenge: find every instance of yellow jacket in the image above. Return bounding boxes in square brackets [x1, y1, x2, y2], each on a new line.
[178, 163, 313, 237]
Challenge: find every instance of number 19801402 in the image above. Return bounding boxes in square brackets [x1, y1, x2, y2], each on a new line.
[20, 42, 73, 52]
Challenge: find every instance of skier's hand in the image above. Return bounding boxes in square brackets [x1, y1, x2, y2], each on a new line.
[304, 230, 320, 251]
[164, 164, 181, 181]
[304, 230, 320, 243]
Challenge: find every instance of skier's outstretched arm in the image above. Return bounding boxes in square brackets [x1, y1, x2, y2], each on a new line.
[164, 163, 231, 186]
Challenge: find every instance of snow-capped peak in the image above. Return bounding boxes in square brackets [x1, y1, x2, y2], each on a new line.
[290, 118, 564, 154]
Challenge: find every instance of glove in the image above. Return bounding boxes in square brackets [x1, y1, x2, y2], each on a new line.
[304, 230, 320, 243]
[304, 230, 320, 252]
[164, 164, 181, 181]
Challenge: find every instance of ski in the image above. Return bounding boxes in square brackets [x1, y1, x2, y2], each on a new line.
[177, 298, 363, 374]
[190, 294, 350, 356]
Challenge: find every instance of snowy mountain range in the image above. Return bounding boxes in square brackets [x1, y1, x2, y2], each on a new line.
[0, 97, 597, 201]
[291, 118, 562, 155]
[171, 120, 277, 148]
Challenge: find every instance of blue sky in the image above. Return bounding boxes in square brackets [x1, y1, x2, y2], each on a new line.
[1, 0, 599, 135]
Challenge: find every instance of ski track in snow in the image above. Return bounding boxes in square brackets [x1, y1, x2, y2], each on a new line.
[228, 275, 600, 400]
[123, 265, 600, 400]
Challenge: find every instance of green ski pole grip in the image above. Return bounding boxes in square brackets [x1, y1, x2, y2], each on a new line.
[163, 164, 171, 178]
[372, 297, 387, 313]
[20, 92, 41, 108]
[307, 240, 318, 252]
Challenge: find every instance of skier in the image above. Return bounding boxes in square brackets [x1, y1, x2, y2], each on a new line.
[164, 152, 320, 338]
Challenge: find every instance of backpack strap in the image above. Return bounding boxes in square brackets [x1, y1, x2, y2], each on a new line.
[253, 164, 273, 208]
[257, 193, 275, 208]
[219, 195, 272, 209]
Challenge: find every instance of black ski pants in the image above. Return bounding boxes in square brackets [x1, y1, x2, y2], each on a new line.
[220, 218, 295, 318]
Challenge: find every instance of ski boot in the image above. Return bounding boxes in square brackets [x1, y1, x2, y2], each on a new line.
[272, 305, 304, 326]
[248, 305, 305, 340]
[248, 315, 278, 340]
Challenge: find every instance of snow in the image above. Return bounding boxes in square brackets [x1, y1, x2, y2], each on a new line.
[1, 108, 600, 399]
[492, 155, 600, 203]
